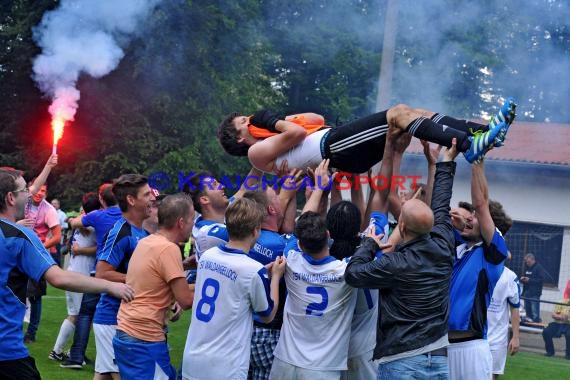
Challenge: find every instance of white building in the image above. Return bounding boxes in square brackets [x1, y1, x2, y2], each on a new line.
[402, 121, 570, 312]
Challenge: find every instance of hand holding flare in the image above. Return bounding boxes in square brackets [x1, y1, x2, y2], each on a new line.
[51, 116, 65, 155]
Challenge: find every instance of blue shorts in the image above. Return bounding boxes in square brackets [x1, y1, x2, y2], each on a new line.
[113, 330, 176, 380]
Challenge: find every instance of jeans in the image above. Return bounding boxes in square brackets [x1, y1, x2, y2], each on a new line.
[525, 298, 541, 322]
[25, 296, 42, 340]
[377, 354, 449, 380]
[68, 292, 100, 363]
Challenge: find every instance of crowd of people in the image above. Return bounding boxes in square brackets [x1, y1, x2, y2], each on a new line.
[1, 96, 569, 380]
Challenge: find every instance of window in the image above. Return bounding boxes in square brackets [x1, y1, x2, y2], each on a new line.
[505, 221, 563, 288]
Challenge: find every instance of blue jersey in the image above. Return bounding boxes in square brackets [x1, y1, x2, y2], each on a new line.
[249, 229, 288, 265]
[81, 205, 122, 273]
[0, 219, 55, 360]
[249, 229, 289, 329]
[93, 218, 148, 325]
[449, 228, 507, 338]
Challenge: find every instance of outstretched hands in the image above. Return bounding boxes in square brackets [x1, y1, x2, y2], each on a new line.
[307, 159, 331, 190]
[421, 140, 443, 165]
[387, 127, 412, 154]
[442, 138, 459, 162]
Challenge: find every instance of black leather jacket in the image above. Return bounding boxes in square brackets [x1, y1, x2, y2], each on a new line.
[345, 161, 456, 358]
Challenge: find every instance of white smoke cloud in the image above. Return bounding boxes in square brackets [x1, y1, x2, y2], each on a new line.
[32, 0, 162, 122]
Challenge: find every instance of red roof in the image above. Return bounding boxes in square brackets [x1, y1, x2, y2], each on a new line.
[406, 121, 570, 166]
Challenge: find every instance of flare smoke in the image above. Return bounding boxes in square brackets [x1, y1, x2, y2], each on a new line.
[32, 0, 162, 125]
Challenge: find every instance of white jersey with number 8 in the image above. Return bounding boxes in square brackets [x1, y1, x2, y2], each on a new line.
[182, 244, 273, 380]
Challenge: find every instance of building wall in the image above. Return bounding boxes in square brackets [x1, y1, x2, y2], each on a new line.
[401, 157, 570, 312]
[541, 227, 570, 313]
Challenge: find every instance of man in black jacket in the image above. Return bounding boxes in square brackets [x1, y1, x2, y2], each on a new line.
[521, 253, 546, 322]
[345, 133, 459, 379]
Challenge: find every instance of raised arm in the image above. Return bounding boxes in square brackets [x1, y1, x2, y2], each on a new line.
[386, 134, 409, 220]
[365, 130, 397, 219]
[29, 154, 58, 194]
[278, 169, 302, 234]
[302, 159, 330, 215]
[471, 160, 495, 244]
[233, 167, 262, 199]
[429, 139, 458, 246]
[421, 140, 441, 207]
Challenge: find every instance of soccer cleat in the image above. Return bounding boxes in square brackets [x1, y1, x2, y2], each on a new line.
[463, 121, 508, 163]
[49, 350, 69, 361]
[488, 97, 517, 147]
[60, 359, 83, 369]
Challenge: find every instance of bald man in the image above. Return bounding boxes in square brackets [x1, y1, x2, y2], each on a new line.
[345, 134, 459, 380]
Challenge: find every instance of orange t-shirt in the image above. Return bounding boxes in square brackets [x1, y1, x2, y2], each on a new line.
[117, 233, 185, 341]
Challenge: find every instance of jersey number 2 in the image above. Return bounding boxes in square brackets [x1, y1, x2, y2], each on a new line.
[195, 278, 220, 322]
[305, 286, 328, 316]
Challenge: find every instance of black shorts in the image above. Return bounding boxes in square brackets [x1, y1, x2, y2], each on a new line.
[0, 356, 41, 380]
[322, 111, 388, 173]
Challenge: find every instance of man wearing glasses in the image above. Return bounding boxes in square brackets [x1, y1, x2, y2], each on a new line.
[0, 168, 135, 380]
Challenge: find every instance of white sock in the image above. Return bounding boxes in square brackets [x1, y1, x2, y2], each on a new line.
[53, 318, 75, 354]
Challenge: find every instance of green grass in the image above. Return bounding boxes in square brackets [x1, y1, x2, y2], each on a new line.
[503, 351, 570, 380]
[26, 286, 570, 380]
[25, 286, 190, 380]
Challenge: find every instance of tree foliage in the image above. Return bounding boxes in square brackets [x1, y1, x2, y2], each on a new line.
[0, 0, 567, 208]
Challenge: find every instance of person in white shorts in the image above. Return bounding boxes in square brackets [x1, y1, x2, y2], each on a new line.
[448, 162, 514, 380]
[182, 198, 286, 380]
[93, 174, 155, 379]
[49, 192, 99, 362]
[487, 258, 520, 379]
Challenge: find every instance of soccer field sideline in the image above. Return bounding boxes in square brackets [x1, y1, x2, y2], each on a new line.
[25, 286, 570, 380]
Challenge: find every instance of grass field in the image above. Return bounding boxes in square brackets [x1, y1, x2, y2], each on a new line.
[25, 286, 570, 380]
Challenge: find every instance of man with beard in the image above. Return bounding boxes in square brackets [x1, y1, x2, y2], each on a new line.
[448, 163, 513, 380]
[184, 172, 231, 260]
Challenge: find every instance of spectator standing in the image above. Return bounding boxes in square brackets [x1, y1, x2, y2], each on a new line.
[521, 253, 546, 323]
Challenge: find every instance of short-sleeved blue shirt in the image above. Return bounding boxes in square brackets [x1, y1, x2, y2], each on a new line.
[449, 228, 507, 338]
[0, 219, 56, 360]
[93, 218, 148, 325]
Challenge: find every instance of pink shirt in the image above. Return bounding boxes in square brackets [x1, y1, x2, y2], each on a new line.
[25, 199, 59, 253]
